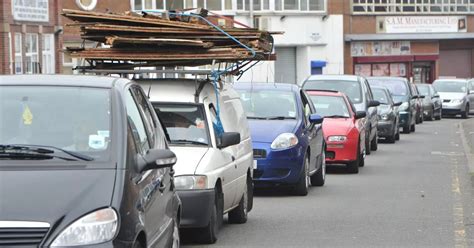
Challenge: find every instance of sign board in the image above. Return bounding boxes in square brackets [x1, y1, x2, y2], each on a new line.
[12, 0, 49, 22]
[351, 41, 411, 57]
[377, 16, 467, 33]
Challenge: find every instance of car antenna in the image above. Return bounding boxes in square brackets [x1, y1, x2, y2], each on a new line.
[147, 83, 152, 99]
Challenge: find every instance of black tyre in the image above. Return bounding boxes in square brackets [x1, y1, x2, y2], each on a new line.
[365, 132, 371, 155]
[293, 155, 310, 196]
[435, 110, 441, 120]
[228, 179, 248, 224]
[246, 175, 254, 212]
[395, 127, 400, 140]
[402, 125, 410, 134]
[195, 190, 222, 244]
[310, 151, 326, 186]
[370, 133, 378, 151]
[419, 113, 424, 123]
[347, 142, 360, 174]
[133, 242, 144, 248]
[427, 108, 434, 121]
[462, 105, 469, 119]
[410, 123, 415, 132]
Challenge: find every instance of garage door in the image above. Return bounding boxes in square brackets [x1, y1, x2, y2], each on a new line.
[439, 49, 472, 78]
[275, 47, 297, 84]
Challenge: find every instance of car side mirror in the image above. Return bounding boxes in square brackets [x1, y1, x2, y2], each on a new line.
[355, 111, 366, 119]
[139, 149, 177, 172]
[411, 95, 418, 100]
[419, 95, 425, 99]
[368, 100, 380, 107]
[217, 132, 241, 149]
[393, 102, 402, 107]
[309, 114, 324, 124]
[432, 94, 439, 99]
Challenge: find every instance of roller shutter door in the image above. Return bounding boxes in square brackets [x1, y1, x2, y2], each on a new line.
[275, 47, 297, 84]
[439, 49, 472, 78]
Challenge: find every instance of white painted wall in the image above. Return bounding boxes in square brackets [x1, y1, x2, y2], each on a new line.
[235, 14, 344, 84]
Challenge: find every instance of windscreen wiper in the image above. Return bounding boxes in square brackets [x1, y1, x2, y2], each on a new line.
[1, 144, 94, 161]
[247, 116, 268, 120]
[266, 116, 296, 120]
[324, 115, 349, 118]
[171, 140, 208, 146]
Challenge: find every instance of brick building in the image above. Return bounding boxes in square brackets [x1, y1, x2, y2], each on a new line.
[342, 1, 474, 83]
[0, 0, 62, 74]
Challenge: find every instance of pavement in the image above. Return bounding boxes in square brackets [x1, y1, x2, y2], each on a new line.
[183, 118, 474, 248]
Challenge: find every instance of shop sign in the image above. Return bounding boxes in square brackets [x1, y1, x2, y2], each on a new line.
[351, 41, 410, 57]
[377, 16, 467, 33]
[12, 0, 49, 22]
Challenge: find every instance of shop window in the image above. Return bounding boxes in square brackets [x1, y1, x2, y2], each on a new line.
[25, 33, 39, 74]
[372, 64, 389, 77]
[14, 33, 22, 74]
[41, 34, 55, 74]
[390, 63, 406, 77]
[354, 64, 371, 77]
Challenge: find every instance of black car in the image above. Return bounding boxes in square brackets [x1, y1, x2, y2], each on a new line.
[371, 86, 402, 143]
[0, 75, 180, 247]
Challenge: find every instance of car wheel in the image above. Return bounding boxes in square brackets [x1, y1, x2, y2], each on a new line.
[402, 125, 410, 134]
[133, 241, 144, 248]
[435, 109, 442, 120]
[195, 190, 221, 244]
[428, 108, 434, 121]
[410, 123, 416, 132]
[246, 175, 253, 212]
[310, 150, 325, 186]
[462, 105, 469, 119]
[294, 155, 310, 196]
[347, 142, 360, 174]
[395, 127, 400, 141]
[386, 133, 396, 144]
[420, 113, 424, 123]
[228, 178, 248, 224]
[171, 218, 180, 248]
[365, 132, 371, 155]
[370, 133, 378, 151]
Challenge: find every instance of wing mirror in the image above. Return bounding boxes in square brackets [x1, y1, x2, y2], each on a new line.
[139, 149, 177, 172]
[432, 94, 440, 99]
[355, 111, 366, 119]
[309, 114, 324, 124]
[411, 95, 418, 100]
[393, 102, 403, 107]
[419, 95, 425, 99]
[368, 100, 380, 107]
[217, 132, 241, 149]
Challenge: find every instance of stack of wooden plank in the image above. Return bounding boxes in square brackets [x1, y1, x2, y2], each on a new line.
[62, 9, 280, 67]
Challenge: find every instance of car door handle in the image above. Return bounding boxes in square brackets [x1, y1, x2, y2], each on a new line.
[231, 156, 235, 162]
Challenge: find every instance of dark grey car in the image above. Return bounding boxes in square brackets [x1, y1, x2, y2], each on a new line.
[416, 84, 442, 121]
[302, 75, 380, 155]
[371, 86, 401, 143]
[0, 75, 181, 248]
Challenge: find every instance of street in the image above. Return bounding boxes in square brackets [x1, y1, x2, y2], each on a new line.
[184, 118, 474, 248]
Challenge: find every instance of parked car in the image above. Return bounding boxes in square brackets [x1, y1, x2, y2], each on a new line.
[301, 75, 380, 155]
[416, 84, 442, 121]
[306, 90, 366, 174]
[433, 79, 471, 118]
[235, 83, 325, 196]
[0, 75, 180, 247]
[367, 77, 417, 134]
[410, 83, 425, 124]
[140, 79, 254, 244]
[371, 86, 401, 143]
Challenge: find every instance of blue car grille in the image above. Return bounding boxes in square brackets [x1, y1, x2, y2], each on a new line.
[253, 149, 267, 158]
[0, 227, 49, 246]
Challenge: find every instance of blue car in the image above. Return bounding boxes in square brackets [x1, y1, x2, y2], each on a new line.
[235, 83, 325, 196]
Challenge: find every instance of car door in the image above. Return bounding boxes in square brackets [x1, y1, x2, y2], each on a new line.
[125, 87, 171, 247]
[300, 90, 320, 173]
[363, 79, 377, 139]
[431, 86, 442, 111]
[467, 81, 474, 107]
[408, 82, 417, 124]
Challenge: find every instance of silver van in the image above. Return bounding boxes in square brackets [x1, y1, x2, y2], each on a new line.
[139, 79, 253, 244]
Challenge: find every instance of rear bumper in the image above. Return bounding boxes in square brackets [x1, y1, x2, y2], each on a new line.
[177, 189, 215, 228]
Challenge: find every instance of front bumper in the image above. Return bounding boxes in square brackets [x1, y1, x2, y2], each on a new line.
[442, 101, 464, 114]
[177, 189, 215, 228]
[377, 121, 395, 137]
[325, 138, 358, 164]
[252, 142, 305, 186]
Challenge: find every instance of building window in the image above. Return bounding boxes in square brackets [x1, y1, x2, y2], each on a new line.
[75, 0, 98, 11]
[14, 33, 22, 74]
[42, 34, 55, 74]
[25, 33, 39, 74]
[132, 0, 227, 11]
[352, 0, 474, 14]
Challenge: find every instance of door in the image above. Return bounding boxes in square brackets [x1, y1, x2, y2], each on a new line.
[275, 47, 297, 84]
[300, 90, 321, 173]
[125, 88, 171, 247]
[440, 49, 472, 78]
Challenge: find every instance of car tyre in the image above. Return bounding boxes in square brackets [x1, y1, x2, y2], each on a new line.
[427, 108, 434, 121]
[246, 175, 254, 212]
[395, 127, 400, 140]
[294, 155, 310, 196]
[435, 110, 442, 120]
[311, 150, 326, 186]
[402, 125, 410, 134]
[133, 242, 144, 248]
[228, 179, 248, 224]
[462, 105, 469, 119]
[370, 133, 378, 151]
[365, 132, 371, 155]
[410, 123, 415, 132]
[195, 190, 222, 244]
[347, 142, 360, 174]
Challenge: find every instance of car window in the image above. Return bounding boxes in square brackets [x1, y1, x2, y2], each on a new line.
[303, 80, 363, 104]
[433, 80, 467, 93]
[238, 90, 298, 119]
[308, 95, 351, 118]
[372, 88, 390, 105]
[131, 86, 156, 147]
[125, 89, 150, 154]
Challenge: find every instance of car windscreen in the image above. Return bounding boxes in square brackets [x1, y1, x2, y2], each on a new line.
[433, 81, 467, 93]
[238, 90, 298, 119]
[416, 85, 430, 96]
[372, 88, 390, 105]
[308, 95, 351, 118]
[303, 80, 363, 104]
[154, 104, 210, 146]
[0, 86, 112, 161]
[367, 78, 409, 101]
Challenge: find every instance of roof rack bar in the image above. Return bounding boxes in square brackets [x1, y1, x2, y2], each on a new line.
[78, 68, 221, 75]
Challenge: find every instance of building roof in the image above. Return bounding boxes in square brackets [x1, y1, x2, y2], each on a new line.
[0, 75, 124, 88]
[345, 33, 474, 42]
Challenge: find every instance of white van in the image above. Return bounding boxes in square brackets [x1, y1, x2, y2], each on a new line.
[139, 79, 253, 244]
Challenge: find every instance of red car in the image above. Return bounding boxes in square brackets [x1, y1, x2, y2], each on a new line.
[306, 90, 367, 174]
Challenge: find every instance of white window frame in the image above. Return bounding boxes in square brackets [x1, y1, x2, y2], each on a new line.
[352, 0, 474, 15]
[25, 33, 39, 74]
[41, 34, 55, 74]
[14, 33, 22, 74]
[8, 33, 13, 74]
[237, 0, 326, 13]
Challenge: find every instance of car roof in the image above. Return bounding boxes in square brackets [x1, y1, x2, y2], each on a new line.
[370, 85, 389, 91]
[434, 78, 468, 83]
[305, 90, 344, 97]
[305, 74, 360, 82]
[233, 82, 300, 92]
[367, 76, 407, 81]
[0, 74, 127, 88]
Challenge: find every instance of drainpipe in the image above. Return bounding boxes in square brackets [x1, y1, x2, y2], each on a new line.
[249, 0, 254, 28]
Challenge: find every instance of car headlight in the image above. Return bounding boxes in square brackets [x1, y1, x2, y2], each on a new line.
[174, 175, 207, 190]
[271, 133, 299, 150]
[452, 99, 464, 104]
[51, 208, 118, 247]
[381, 114, 389, 121]
[399, 102, 409, 111]
[327, 135, 347, 142]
